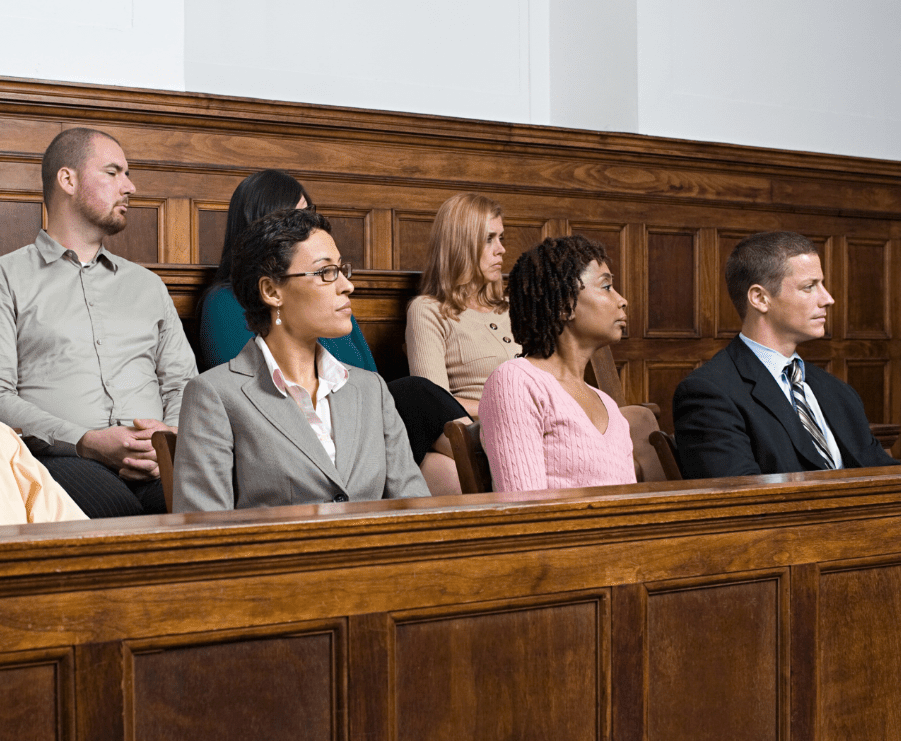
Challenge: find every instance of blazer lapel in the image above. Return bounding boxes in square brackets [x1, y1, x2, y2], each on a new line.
[727, 337, 829, 469]
[233, 342, 347, 490]
[329, 380, 361, 483]
[805, 369, 858, 467]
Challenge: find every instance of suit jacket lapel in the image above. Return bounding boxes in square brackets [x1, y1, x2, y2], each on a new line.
[805, 369, 858, 467]
[330, 379, 361, 483]
[232, 342, 347, 490]
[727, 337, 828, 469]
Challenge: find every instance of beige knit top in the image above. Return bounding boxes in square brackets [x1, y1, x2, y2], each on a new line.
[405, 296, 522, 402]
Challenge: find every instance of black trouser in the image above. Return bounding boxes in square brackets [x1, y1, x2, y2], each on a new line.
[36, 455, 167, 518]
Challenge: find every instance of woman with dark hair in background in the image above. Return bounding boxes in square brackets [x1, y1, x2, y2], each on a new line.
[198, 169, 375, 372]
[480, 235, 636, 492]
[175, 209, 430, 510]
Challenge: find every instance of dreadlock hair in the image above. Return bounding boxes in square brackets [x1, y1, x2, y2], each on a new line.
[509, 234, 610, 358]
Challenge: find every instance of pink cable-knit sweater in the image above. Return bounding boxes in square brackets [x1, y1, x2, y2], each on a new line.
[481, 358, 636, 492]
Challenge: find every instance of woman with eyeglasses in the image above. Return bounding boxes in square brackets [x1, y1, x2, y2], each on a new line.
[197, 169, 469, 496]
[174, 208, 430, 511]
[198, 169, 376, 373]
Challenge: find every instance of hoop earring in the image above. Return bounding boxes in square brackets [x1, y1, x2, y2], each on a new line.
[275, 308, 282, 326]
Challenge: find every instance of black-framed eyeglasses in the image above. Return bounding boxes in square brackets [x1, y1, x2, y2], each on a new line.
[282, 262, 352, 283]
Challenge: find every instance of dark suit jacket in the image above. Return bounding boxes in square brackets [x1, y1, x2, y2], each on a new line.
[173, 340, 430, 511]
[673, 336, 898, 479]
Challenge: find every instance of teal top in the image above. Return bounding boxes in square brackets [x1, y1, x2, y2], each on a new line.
[198, 283, 377, 373]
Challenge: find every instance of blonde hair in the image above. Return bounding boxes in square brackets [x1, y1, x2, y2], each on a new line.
[418, 193, 507, 318]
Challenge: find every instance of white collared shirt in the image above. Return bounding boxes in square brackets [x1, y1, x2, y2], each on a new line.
[254, 336, 349, 467]
[738, 333, 843, 468]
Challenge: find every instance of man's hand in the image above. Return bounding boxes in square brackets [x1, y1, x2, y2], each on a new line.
[76, 419, 176, 481]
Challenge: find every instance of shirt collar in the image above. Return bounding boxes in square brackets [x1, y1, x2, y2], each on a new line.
[254, 335, 349, 398]
[738, 333, 805, 383]
[35, 230, 119, 272]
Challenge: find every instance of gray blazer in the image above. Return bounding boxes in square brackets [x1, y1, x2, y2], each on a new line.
[173, 341, 430, 511]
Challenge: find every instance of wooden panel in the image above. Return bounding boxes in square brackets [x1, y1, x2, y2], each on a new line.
[500, 219, 544, 272]
[646, 229, 699, 338]
[75, 642, 125, 741]
[0, 199, 42, 256]
[845, 239, 891, 339]
[819, 561, 901, 740]
[646, 574, 786, 741]
[102, 202, 160, 263]
[574, 225, 625, 276]
[395, 212, 432, 271]
[196, 205, 228, 266]
[716, 230, 751, 337]
[1, 468, 901, 735]
[163, 197, 191, 264]
[357, 320, 409, 380]
[394, 594, 606, 741]
[0, 648, 73, 741]
[645, 361, 697, 434]
[127, 623, 345, 741]
[364, 208, 394, 269]
[323, 209, 366, 269]
[846, 359, 889, 423]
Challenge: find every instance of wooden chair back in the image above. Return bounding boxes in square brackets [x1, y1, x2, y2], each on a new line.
[590, 346, 627, 407]
[649, 430, 683, 481]
[151, 430, 178, 513]
[619, 405, 667, 482]
[444, 420, 493, 494]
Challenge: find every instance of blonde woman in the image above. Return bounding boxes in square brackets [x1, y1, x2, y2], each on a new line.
[406, 193, 522, 418]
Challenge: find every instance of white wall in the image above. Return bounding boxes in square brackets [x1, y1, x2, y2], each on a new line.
[0, 0, 899, 161]
[184, 0, 549, 125]
[635, 0, 901, 160]
[0, 0, 184, 90]
[550, 0, 638, 132]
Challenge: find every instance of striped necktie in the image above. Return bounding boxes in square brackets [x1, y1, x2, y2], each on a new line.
[784, 359, 835, 469]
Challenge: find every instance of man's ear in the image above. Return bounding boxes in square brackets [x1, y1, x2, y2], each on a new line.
[56, 166, 77, 197]
[747, 284, 769, 315]
[258, 276, 282, 310]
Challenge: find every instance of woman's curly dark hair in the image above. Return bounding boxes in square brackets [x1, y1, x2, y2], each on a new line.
[231, 208, 332, 336]
[509, 235, 610, 358]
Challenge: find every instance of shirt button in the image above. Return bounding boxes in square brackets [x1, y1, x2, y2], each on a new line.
[490, 323, 498, 330]
[89, 301, 94, 307]
[333, 493, 349, 503]
[97, 339, 103, 345]
[503, 337, 512, 343]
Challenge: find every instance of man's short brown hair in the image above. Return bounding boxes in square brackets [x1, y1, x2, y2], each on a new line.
[41, 128, 121, 206]
[725, 231, 819, 319]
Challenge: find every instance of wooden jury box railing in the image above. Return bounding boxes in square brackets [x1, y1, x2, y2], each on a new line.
[1, 467, 901, 740]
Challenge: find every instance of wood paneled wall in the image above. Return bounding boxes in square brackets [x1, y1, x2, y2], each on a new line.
[2, 77, 901, 433]
[1, 466, 901, 740]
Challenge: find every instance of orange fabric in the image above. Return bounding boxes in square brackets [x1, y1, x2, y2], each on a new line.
[0, 425, 87, 524]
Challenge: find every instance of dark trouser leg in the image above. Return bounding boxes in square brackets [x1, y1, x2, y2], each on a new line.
[35, 456, 167, 518]
[387, 376, 470, 464]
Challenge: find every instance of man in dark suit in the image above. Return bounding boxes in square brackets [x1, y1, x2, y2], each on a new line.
[673, 231, 897, 479]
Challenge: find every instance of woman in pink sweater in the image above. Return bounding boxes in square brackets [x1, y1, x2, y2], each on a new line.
[481, 235, 636, 492]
